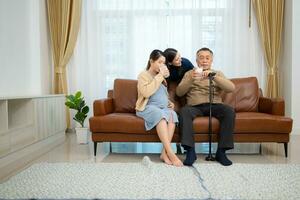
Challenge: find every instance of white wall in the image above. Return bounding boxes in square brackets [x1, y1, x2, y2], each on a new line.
[281, 0, 300, 134]
[280, 0, 292, 117]
[0, 0, 52, 97]
[291, 0, 300, 133]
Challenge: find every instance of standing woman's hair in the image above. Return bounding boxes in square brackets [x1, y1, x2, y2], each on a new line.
[146, 49, 165, 70]
[163, 48, 178, 66]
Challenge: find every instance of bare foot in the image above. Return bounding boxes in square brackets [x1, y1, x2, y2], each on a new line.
[160, 150, 172, 165]
[167, 152, 183, 167]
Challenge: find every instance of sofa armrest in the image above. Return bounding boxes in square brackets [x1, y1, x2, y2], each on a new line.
[258, 97, 285, 116]
[93, 98, 114, 116]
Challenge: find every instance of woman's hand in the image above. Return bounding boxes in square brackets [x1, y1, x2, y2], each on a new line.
[168, 101, 175, 109]
[159, 64, 170, 78]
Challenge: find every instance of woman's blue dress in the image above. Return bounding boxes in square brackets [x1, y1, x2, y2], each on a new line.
[136, 85, 178, 130]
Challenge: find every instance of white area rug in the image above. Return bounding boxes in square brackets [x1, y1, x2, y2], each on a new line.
[0, 156, 300, 200]
[194, 163, 300, 200]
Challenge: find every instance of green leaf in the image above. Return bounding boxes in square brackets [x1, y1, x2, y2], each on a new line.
[75, 91, 82, 99]
[74, 98, 82, 109]
[75, 112, 85, 122]
[65, 102, 76, 109]
[66, 95, 75, 102]
[82, 106, 89, 114]
[79, 100, 85, 110]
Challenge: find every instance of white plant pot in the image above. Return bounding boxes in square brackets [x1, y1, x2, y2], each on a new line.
[75, 127, 89, 144]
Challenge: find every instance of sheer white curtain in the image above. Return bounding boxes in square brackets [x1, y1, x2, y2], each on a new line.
[68, 0, 265, 126]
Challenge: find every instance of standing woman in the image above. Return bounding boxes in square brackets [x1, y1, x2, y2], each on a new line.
[136, 49, 183, 167]
[164, 48, 194, 83]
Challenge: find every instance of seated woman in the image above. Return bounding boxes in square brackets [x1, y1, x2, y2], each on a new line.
[135, 49, 183, 167]
[164, 48, 194, 83]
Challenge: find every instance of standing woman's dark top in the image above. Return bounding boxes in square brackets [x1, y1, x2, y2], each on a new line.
[164, 48, 194, 83]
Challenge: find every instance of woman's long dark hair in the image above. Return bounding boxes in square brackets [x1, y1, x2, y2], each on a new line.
[146, 49, 165, 70]
[163, 48, 178, 66]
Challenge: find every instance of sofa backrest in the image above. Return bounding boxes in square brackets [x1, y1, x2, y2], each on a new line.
[222, 77, 259, 112]
[111, 77, 260, 113]
[113, 79, 138, 113]
[168, 81, 186, 112]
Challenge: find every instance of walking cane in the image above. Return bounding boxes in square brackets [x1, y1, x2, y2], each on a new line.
[205, 72, 216, 161]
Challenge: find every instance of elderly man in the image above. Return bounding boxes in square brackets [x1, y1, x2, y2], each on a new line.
[176, 47, 236, 166]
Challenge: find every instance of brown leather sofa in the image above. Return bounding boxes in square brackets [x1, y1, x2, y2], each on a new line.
[89, 77, 293, 157]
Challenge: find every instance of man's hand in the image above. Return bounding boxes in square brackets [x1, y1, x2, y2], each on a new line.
[192, 69, 202, 79]
[202, 70, 214, 78]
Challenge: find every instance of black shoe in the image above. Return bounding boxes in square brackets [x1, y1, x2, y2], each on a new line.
[183, 147, 197, 166]
[216, 148, 232, 166]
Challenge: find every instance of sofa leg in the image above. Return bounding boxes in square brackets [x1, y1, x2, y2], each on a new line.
[94, 142, 97, 156]
[176, 143, 182, 154]
[284, 143, 288, 158]
[109, 142, 112, 153]
[259, 143, 262, 155]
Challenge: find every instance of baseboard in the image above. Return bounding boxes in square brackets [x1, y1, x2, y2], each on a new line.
[0, 132, 65, 182]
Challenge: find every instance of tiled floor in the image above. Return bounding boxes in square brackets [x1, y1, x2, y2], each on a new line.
[2, 131, 300, 182]
[37, 131, 300, 163]
[29, 131, 300, 165]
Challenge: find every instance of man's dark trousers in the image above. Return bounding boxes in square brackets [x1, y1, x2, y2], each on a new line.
[179, 103, 235, 150]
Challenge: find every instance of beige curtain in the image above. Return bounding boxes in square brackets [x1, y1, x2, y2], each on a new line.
[252, 0, 284, 98]
[47, 0, 82, 127]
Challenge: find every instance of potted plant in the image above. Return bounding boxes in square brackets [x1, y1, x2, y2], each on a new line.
[65, 91, 90, 144]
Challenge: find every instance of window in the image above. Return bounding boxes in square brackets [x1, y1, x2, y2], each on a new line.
[95, 0, 236, 91]
[69, 0, 264, 153]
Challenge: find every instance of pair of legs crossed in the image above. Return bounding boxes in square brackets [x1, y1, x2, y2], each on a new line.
[156, 117, 183, 167]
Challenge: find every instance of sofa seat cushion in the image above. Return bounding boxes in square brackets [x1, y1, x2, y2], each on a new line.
[90, 112, 292, 135]
[184, 112, 292, 134]
[89, 113, 156, 134]
[234, 112, 292, 133]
